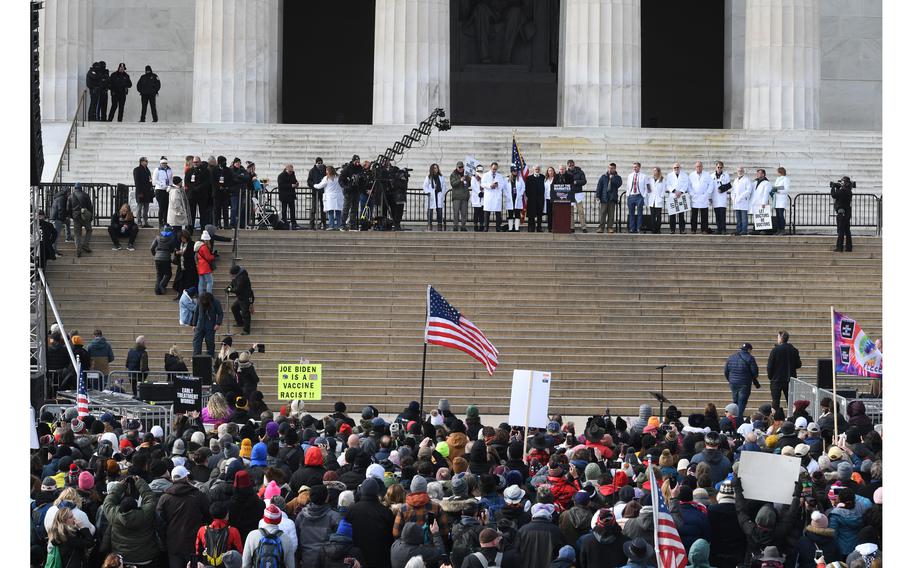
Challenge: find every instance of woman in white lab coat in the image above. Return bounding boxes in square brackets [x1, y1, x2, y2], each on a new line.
[423, 163, 447, 231]
[647, 167, 667, 233]
[470, 165, 485, 231]
[481, 162, 506, 232]
[315, 166, 343, 230]
[749, 168, 773, 234]
[730, 167, 753, 236]
[544, 166, 556, 232]
[772, 166, 790, 235]
[504, 166, 526, 232]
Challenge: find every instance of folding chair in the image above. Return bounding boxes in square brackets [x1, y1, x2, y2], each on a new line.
[252, 197, 278, 230]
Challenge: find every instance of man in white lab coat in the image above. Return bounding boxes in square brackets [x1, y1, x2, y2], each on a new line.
[749, 168, 773, 235]
[711, 161, 732, 235]
[730, 167, 753, 236]
[688, 161, 715, 234]
[666, 162, 690, 234]
[481, 162, 506, 232]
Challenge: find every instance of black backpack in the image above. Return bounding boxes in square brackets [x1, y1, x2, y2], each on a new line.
[450, 523, 482, 568]
[202, 525, 229, 566]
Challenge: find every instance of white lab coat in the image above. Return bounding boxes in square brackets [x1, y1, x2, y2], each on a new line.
[666, 171, 690, 194]
[731, 175, 754, 211]
[505, 176, 526, 210]
[749, 178, 772, 214]
[688, 171, 715, 209]
[772, 175, 790, 209]
[315, 175, 344, 211]
[648, 178, 667, 208]
[710, 171, 731, 208]
[470, 175, 484, 208]
[625, 171, 651, 200]
[481, 171, 506, 212]
[543, 178, 553, 213]
[423, 175, 447, 209]
[152, 166, 173, 190]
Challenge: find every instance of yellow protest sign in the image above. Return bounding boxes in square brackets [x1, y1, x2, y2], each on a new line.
[277, 363, 322, 400]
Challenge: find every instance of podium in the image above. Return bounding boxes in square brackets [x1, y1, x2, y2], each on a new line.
[552, 201, 573, 233]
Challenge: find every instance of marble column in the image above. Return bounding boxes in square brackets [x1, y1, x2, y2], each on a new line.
[192, 0, 282, 123]
[372, 0, 450, 125]
[558, 0, 641, 127]
[39, 0, 94, 122]
[743, 0, 820, 129]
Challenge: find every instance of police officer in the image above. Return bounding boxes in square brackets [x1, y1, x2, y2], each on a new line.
[137, 65, 160, 122]
[86, 62, 103, 121]
[831, 176, 854, 252]
[107, 63, 132, 122]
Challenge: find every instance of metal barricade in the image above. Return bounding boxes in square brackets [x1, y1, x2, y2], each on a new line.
[49, 389, 175, 437]
[788, 378, 882, 426]
[790, 193, 881, 235]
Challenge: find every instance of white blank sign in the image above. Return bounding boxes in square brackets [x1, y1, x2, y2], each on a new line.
[739, 451, 801, 504]
[508, 370, 551, 429]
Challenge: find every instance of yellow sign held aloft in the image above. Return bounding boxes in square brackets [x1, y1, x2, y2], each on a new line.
[278, 363, 322, 400]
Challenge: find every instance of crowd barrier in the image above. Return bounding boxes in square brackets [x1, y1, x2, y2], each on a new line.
[46, 389, 175, 437]
[788, 377, 882, 426]
[33, 183, 882, 234]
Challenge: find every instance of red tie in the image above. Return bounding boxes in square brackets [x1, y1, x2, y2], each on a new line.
[633, 174, 638, 194]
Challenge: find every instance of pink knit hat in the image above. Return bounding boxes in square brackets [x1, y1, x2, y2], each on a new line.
[264, 480, 281, 500]
[810, 511, 828, 529]
[263, 504, 282, 524]
[873, 487, 882, 505]
[78, 471, 94, 491]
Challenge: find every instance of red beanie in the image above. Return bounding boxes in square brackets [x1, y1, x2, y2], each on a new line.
[234, 470, 252, 489]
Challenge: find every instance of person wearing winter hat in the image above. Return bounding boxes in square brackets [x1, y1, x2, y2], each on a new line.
[238, 438, 252, 460]
[559, 490, 596, 547]
[621, 537, 655, 567]
[156, 463, 210, 567]
[241, 504, 295, 567]
[391, 475, 448, 541]
[791, 510, 839, 567]
[346, 478, 395, 568]
[295, 483, 341, 566]
[195, 501, 243, 563]
[551, 545, 576, 568]
[720, 403, 739, 432]
[516, 502, 563, 568]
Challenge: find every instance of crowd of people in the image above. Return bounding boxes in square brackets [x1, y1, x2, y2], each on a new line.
[30, 388, 882, 568]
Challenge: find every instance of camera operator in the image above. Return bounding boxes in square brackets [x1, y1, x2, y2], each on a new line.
[340, 154, 364, 231]
[830, 176, 855, 252]
[389, 166, 410, 231]
[358, 159, 374, 224]
[228, 264, 255, 335]
[307, 157, 327, 230]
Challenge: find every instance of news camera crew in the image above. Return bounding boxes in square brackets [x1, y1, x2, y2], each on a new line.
[228, 264, 255, 335]
[277, 164, 301, 230]
[831, 176, 855, 252]
[424, 163, 447, 231]
[185, 156, 211, 234]
[340, 154, 364, 231]
[307, 157, 327, 229]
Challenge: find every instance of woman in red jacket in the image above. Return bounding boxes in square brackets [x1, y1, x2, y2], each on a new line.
[196, 231, 215, 294]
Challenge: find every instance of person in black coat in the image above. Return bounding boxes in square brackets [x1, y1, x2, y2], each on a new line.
[227, 158, 250, 229]
[525, 166, 546, 233]
[766, 330, 802, 411]
[345, 478, 395, 568]
[576, 508, 628, 568]
[228, 264, 255, 334]
[277, 163, 301, 229]
[185, 157, 211, 234]
[133, 157, 154, 227]
[567, 159, 588, 233]
[212, 156, 233, 229]
[36, 210, 57, 269]
[227, 471, 264, 542]
[107, 63, 132, 122]
[108, 204, 139, 250]
[136, 65, 160, 122]
[307, 158, 328, 229]
[86, 62, 104, 121]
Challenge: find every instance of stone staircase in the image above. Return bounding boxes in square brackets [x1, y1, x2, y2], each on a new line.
[57, 123, 882, 196]
[42, 229, 882, 418]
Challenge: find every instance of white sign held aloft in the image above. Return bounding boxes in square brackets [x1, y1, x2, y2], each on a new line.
[739, 451, 801, 504]
[508, 370, 551, 429]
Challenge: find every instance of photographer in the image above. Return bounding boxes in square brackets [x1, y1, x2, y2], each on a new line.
[340, 155, 364, 231]
[389, 166, 410, 231]
[831, 176, 854, 252]
[278, 163, 301, 230]
[228, 264, 255, 335]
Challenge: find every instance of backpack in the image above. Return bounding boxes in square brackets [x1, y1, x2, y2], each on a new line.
[450, 523, 482, 568]
[31, 501, 53, 543]
[202, 525, 229, 566]
[471, 551, 503, 568]
[253, 528, 283, 568]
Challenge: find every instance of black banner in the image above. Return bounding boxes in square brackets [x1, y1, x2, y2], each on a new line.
[173, 375, 202, 413]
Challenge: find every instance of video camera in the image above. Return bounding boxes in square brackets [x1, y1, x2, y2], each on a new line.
[829, 177, 856, 191]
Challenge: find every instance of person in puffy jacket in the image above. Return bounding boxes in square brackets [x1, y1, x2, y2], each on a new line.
[316, 520, 364, 568]
[724, 343, 760, 422]
[673, 486, 711, 553]
[846, 401, 873, 437]
[689, 432, 731, 485]
[390, 521, 445, 568]
[136, 65, 160, 122]
[196, 232, 216, 294]
[167, 176, 190, 231]
[157, 466, 211, 568]
[150, 224, 176, 295]
[827, 487, 872, 558]
[297, 485, 342, 568]
[49, 186, 73, 254]
[192, 292, 223, 357]
[103, 476, 159, 566]
[108, 204, 139, 251]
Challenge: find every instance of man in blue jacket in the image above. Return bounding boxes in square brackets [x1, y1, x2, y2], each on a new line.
[724, 343, 760, 423]
[192, 292, 223, 357]
[595, 163, 622, 234]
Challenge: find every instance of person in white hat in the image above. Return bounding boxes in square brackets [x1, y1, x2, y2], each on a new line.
[151, 157, 173, 227]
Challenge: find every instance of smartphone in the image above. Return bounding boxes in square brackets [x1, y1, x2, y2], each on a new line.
[257, 343, 265, 353]
[669, 477, 677, 489]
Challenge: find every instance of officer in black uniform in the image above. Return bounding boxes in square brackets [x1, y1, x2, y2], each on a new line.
[107, 63, 132, 122]
[831, 176, 854, 252]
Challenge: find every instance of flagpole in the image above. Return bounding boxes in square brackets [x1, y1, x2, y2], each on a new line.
[419, 342, 428, 421]
[831, 306, 839, 440]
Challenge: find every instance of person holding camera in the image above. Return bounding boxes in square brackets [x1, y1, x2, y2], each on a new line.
[228, 264, 255, 335]
[450, 161, 471, 231]
[307, 157, 328, 229]
[831, 176, 854, 252]
[340, 155, 364, 231]
[278, 163, 301, 230]
[471, 165, 485, 232]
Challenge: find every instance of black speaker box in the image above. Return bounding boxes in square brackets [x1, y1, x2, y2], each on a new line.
[193, 355, 213, 385]
[138, 382, 176, 404]
[817, 358, 833, 389]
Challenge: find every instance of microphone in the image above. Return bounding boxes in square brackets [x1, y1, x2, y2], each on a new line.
[655, 365, 669, 370]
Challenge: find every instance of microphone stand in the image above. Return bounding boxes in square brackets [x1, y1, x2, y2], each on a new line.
[656, 365, 668, 417]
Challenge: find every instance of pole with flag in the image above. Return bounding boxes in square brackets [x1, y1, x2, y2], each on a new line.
[649, 466, 688, 568]
[75, 355, 90, 417]
[830, 307, 883, 440]
[422, 285, 500, 416]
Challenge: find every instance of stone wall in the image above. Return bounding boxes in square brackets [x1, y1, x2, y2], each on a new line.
[90, 0, 195, 122]
[819, 0, 882, 130]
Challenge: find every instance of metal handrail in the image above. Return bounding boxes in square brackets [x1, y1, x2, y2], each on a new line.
[51, 90, 88, 184]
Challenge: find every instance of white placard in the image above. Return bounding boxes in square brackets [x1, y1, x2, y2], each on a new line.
[664, 192, 692, 215]
[464, 156, 481, 176]
[739, 451, 801, 504]
[508, 370, 552, 429]
[754, 204, 773, 230]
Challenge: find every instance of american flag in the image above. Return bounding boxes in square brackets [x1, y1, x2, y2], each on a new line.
[512, 136, 529, 180]
[424, 286, 499, 376]
[650, 466, 687, 568]
[76, 361, 90, 417]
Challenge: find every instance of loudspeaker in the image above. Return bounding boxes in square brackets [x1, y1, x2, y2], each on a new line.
[138, 382, 176, 404]
[817, 359, 833, 389]
[193, 355, 213, 385]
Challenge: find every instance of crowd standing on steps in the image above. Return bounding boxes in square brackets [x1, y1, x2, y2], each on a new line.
[31, 393, 881, 568]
